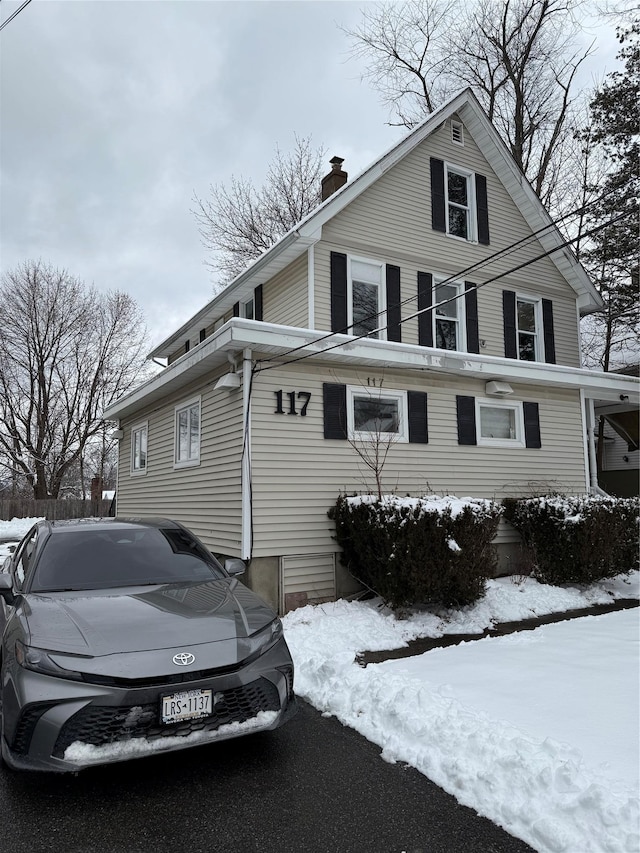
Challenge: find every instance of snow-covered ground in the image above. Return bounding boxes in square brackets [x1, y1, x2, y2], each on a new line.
[2, 516, 638, 851]
[283, 572, 640, 853]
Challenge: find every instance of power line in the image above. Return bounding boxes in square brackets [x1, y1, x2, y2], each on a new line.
[254, 186, 620, 370]
[255, 211, 627, 373]
[0, 0, 33, 33]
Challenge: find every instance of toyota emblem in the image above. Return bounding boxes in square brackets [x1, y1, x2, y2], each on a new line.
[173, 652, 195, 666]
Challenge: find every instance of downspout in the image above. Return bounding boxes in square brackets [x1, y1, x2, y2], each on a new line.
[307, 245, 315, 329]
[584, 392, 608, 496]
[241, 348, 253, 560]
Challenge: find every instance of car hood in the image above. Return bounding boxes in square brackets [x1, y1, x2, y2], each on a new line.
[23, 579, 276, 661]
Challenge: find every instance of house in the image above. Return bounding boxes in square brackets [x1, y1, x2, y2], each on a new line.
[102, 88, 640, 613]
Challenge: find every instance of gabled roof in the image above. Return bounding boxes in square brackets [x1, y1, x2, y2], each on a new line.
[151, 88, 602, 359]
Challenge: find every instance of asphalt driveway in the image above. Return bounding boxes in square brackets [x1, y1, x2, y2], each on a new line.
[0, 699, 532, 853]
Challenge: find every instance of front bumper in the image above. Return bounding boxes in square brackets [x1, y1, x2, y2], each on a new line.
[2, 640, 296, 773]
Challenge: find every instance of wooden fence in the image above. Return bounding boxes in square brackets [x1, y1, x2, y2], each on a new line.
[0, 498, 115, 521]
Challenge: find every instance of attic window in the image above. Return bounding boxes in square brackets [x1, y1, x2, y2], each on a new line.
[451, 121, 464, 146]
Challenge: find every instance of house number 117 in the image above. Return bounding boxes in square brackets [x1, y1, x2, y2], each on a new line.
[274, 390, 311, 416]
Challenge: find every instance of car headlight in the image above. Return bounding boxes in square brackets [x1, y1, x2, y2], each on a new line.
[251, 618, 283, 653]
[15, 640, 84, 681]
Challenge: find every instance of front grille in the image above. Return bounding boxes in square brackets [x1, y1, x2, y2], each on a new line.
[80, 659, 245, 689]
[53, 678, 280, 758]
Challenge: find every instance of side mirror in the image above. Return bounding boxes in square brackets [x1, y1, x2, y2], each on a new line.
[224, 558, 246, 577]
[0, 573, 14, 602]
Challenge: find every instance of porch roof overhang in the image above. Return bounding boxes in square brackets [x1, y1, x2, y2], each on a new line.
[103, 319, 640, 422]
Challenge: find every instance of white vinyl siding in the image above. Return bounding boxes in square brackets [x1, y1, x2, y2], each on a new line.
[116, 372, 243, 557]
[281, 554, 336, 612]
[317, 117, 581, 367]
[262, 254, 308, 328]
[249, 361, 587, 559]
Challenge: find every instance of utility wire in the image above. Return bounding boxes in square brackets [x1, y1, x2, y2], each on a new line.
[0, 0, 33, 33]
[255, 211, 627, 373]
[254, 186, 621, 369]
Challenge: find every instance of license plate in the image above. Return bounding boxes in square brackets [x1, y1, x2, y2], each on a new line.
[161, 689, 212, 724]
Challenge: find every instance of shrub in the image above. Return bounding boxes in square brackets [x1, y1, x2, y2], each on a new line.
[503, 495, 640, 585]
[328, 494, 502, 609]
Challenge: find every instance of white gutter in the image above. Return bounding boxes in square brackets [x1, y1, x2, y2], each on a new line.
[241, 348, 253, 560]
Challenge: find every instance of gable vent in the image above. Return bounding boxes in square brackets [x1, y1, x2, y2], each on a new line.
[451, 120, 464, 145]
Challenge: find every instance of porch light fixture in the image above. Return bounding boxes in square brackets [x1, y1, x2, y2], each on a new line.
[214, 371, 241, 391]
[485, 380, 513, 397]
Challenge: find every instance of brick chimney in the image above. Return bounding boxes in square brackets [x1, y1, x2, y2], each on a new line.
[321, 156, 347, 201]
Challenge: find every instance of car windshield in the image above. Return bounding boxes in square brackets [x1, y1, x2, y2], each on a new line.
[29, 527, 226, 592]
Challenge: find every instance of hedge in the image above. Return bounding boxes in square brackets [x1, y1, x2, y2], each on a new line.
[328, 494, 502, 609]
[503, 494, 640, 585]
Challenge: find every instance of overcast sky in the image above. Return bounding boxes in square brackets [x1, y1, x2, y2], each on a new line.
[0, 0, 626, 351]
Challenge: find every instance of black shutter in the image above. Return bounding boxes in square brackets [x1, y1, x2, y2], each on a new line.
[330, 252, 348, 333]
[475, 173, 490, 245]
[456, 396, 477, 445]
[199, 328, 206, 343]
[386, 265, 402, 342]
[430, 158, 446, 233]
[503, 290, 517, 359]
[464, 281, 479, 353]
[323, 383, 347, 440]
[417, 272, 433, 347]
[232, 302, 240, 317]
[407, 391, 428, 444]
[254, 285, 263, 322]
[185, 340, 190, 354]
[542, 299, 556, 364]
[523, 402, 542, 448]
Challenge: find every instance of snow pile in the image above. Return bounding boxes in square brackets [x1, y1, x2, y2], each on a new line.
[347, 493, 500, 519]
[0, 517, 42, 540]
[65, 710, 278, 765]
[284, 572, 639, 853]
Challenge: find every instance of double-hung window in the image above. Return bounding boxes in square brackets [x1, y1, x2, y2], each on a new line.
[516, 296, 541, 361]
[446, 164, 475, 241]
[347, 387, 408, 443]
[174, 397, 201, 468]
[241, 298, 254, 320]
[131, 422, 148, 475]
[433, 280, 464, 351]
[476, 399, 524, 447]
[348, 257, 385, 339]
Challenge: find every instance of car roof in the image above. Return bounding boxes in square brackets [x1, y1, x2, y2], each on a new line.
[39, 518, 182, 535]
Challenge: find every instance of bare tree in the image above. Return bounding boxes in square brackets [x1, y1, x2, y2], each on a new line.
[193, 134, 326, 284]
[0, 260, 149, 499]
[346, 0, 593, 207]
[345, 380, 400, 499]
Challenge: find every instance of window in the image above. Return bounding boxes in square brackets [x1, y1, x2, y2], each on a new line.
[346, 387, 408, 443]
[131, 422, 148, 475]
[174, 397, 201, 467]
[476, 399, 524, 447]
[433, 280, 464, 351]
[241, 299, 254, 320]
[446, 164, 475, 241]
[516, 296, 541, 361]
[348, 257, 385, 339]
[13, 526, 38, 588]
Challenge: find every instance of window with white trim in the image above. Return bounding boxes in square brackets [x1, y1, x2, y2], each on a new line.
[516, 296, 541, 361]
[347, 387, 408, 442]
[445, 163, 476, 241]
[131, 422, 148, 475]
[476, 399, 524, 447]
[174, 397, 201, 467]
[348, 257, 385, 339]
[241, 298, 254, 320]
[433, 279, 465, 351]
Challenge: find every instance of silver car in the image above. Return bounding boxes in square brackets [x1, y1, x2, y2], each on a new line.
[0, 518, 296, 773]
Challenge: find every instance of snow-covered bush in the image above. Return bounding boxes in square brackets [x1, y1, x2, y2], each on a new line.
[503, 495, 639, 585]
[328, 494, 502, 609]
